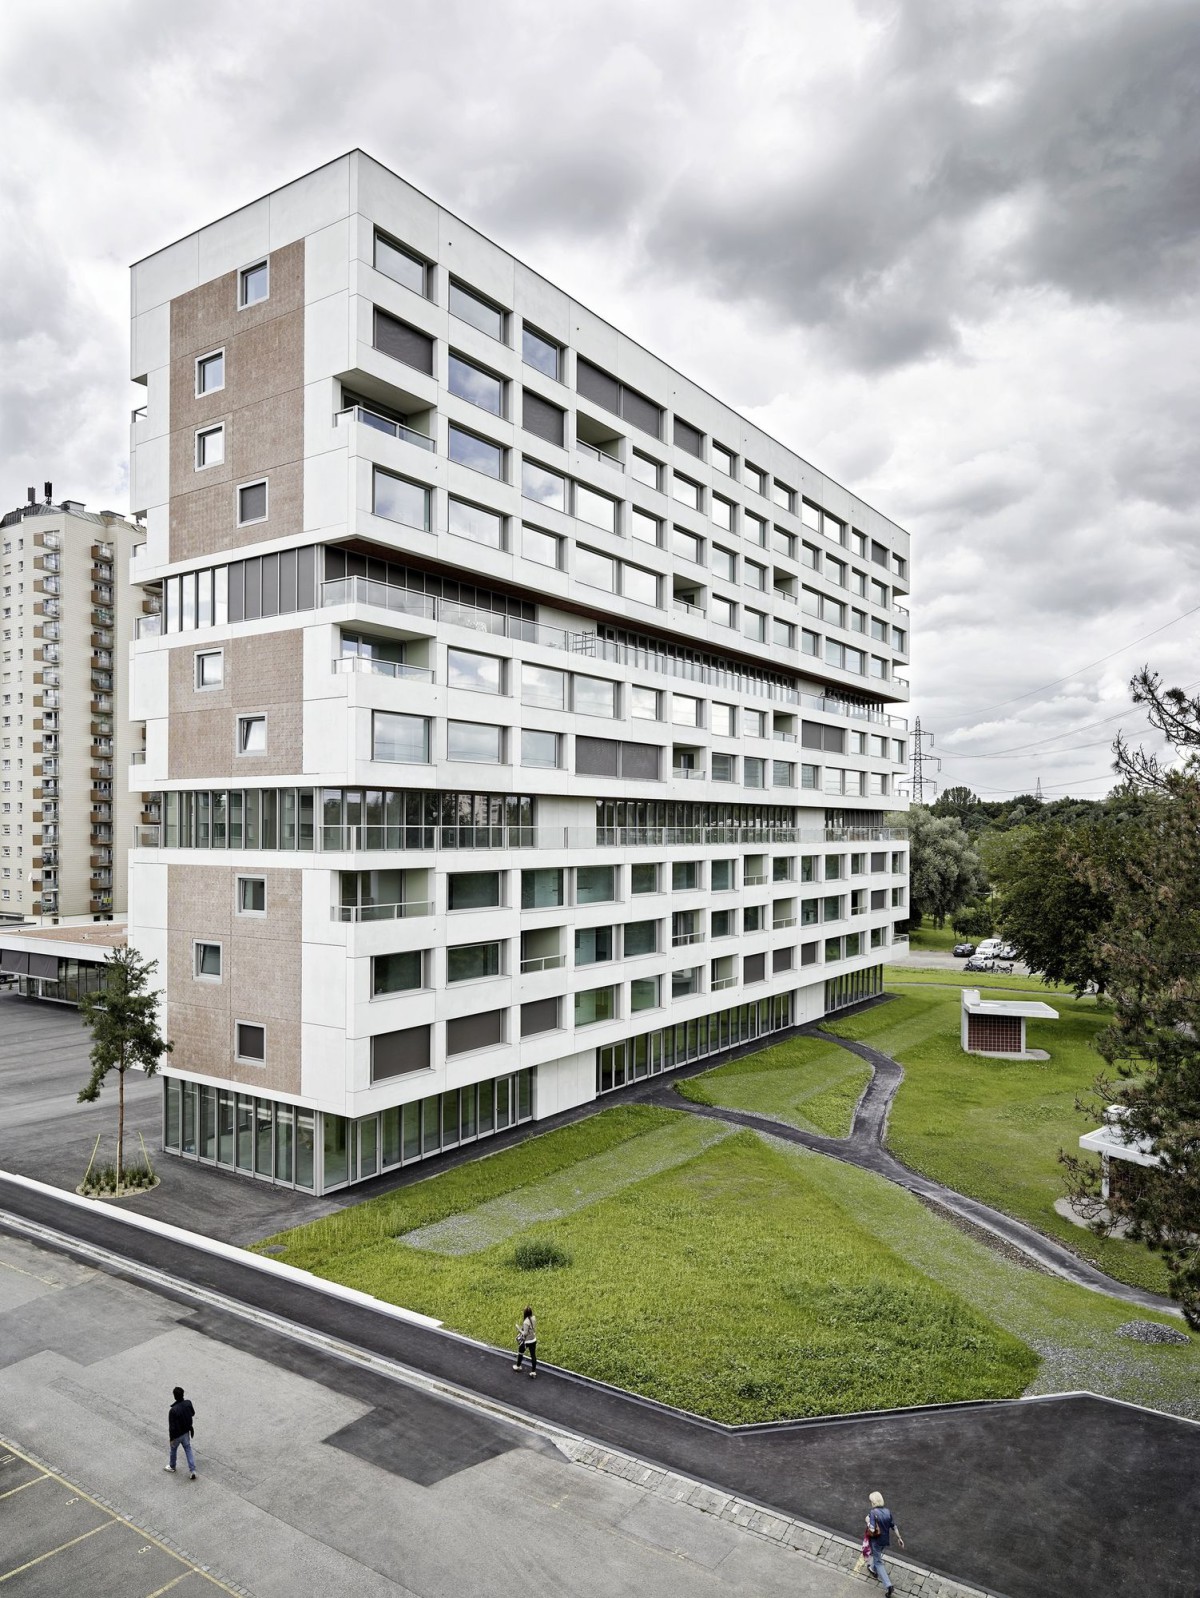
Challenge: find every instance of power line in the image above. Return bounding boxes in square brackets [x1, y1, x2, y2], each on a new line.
[941, 676, 1200, 761]
[908, 717, 940, 802]
[964, 602, 1200, 719]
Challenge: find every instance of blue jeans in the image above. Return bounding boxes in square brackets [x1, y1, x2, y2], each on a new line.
[169, 1434, 195, 1472]
[868, 1544, 892, 1588]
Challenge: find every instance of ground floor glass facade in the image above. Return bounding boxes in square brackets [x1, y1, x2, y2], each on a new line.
[596, 992, 794, 1094]
[824, 963, 884, 1011]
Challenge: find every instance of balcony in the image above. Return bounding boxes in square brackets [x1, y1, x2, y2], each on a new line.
[519, 953, 566, 973]
[332, 899, 434, 922]
[92, 541, 114, 561]
[335, 404, 435, 452]
[575, 438, 623, 473]
[332, 656, 433, 684]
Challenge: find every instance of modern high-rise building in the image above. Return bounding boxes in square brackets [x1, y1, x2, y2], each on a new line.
[128, 151, 911, 1196]
[0, 491, 145, 923]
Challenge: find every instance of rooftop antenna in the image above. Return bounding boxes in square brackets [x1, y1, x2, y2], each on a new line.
[43, 481, 52, 505]
[26, 487, 35, 505]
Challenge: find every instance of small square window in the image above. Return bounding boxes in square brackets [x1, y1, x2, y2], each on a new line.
[237, 714, 266, 755]
[193, 941, 222, 980]
[237, 876, 266, 915]
[239, 261, 269, 308]
[235, 1021, 266, 1062]
[195, 426, 224, 469]
[195, 351, 224, 396]
[194, 650, 223, 691]
[237, 480, 268, 526]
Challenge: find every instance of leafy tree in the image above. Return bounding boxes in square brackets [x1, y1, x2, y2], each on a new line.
[951, 900, 994, 941]
[932, 785, 979, 823]
[903, 806, 987, 928]
[78, 947, 173, 1194]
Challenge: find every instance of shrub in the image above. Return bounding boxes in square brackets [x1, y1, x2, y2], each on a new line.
[512, 1237, 572, 1271]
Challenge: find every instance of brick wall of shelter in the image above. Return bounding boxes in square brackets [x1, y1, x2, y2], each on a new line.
[167, 629, 304, 779]
[168, 241, 304, 563]
[966, 1013, 1023, 1053]
[166, 862, 302, 1095]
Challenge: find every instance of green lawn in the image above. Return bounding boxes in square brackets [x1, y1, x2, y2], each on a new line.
[824, 986, 1171, 1294]
[906, 921, 960, 953]
[892, 967, 1080, 996]
[676, 1032, 871, 1137]
[263, 1110, 1037, 1421]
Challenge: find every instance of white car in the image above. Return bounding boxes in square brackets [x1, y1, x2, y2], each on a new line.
[974, 938, 1004, 959]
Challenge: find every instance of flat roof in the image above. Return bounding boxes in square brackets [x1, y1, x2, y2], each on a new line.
[1079, 1118, 1160, 1169]
[0, 923, 126, 951]
[962, 988, 1059, 1021]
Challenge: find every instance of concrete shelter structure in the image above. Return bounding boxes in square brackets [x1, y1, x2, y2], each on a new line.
[961, 987, 1059, 1059]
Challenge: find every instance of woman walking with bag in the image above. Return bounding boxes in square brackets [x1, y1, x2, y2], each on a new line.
[513, 1306, 537, 1377]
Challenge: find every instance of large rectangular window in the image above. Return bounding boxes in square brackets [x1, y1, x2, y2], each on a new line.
[449, 353, 505, 415]
[448, 942, 502, 982]
[447, 721, 504, 764]
[575, 926, 614, 965]
[373, 468, 430, 530]
[372, 1024, 431, 1081]
[373, 951, 424, 996]
[522, 664, 567, 709]
[573, 675, 617, 718]
[447, 1009, 506, 1055]
[522, 460, 566, 511]
[575, 484, 618, 533]
[448, 871, 501, 910]
[448, 496, 505, 548]
[373, 712, 429, 764]
[522, 389, 565, 446]
[447, 648, 503, 694]
[373, 308, 434, 374]
[575, 986, 617, 1026]
[449, 280, 506, 341]
[449, 425, 504, 479]
[522, 868, 563, 909]
[374, 232, 428, 294]
[522, 326, 561, 380]
[576, 865, 616, 905]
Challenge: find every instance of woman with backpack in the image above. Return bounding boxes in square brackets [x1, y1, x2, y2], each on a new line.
[513, 1306, 537, 1377]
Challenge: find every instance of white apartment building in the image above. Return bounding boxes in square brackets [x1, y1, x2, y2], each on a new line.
[127, 150, 911, 1196]
[0, 491, 145, 922]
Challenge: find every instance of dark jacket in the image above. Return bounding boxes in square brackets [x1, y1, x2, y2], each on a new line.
[168, 1398, 195, 1440]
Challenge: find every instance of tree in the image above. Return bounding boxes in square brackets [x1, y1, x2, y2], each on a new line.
[951, 900, 994, 941]
[78, 947, 173, 1194]
[932, 785, 979, 823]
[903, 806, 987, 928]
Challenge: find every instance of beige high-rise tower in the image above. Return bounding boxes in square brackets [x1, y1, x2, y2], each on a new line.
[0, 490, 146, 922]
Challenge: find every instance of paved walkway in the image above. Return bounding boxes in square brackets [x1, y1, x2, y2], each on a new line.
[2, 1176, 1198, 1598]
[660, 1026, 1179, 1315]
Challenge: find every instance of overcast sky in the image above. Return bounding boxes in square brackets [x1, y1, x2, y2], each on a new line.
[3, 0, 1196, 798]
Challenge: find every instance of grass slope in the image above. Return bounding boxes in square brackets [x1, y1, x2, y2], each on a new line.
[824, 987, 1171, 1293]
[676, 1033, 871, 1137]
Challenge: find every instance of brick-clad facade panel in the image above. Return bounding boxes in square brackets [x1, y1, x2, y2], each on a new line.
[167, 629, 304, 780]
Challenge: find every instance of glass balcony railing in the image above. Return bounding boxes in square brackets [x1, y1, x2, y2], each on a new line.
[335, 405, 436, 452]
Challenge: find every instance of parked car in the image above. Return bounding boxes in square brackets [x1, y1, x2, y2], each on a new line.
[975, 938, 1004, 960]
[997, 943, 1019, 961]
[953, 942, 976, 958]
[963, 956, 992, 973]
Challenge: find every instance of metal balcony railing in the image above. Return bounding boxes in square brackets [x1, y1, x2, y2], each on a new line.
[520, 953, 566, 973]
[711, 975, 738, 990]
[335, 405, 436, 451]
[333, 900, 434, 922]
[332, 657, 433, 683]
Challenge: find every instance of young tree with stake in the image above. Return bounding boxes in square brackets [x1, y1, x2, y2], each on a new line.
[77, 947, 172, 1194]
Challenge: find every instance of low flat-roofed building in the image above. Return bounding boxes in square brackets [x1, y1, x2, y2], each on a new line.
[960, 987, 1058, 1059]
[0, 920, 125, 1003]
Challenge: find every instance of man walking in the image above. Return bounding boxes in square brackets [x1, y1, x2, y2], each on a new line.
[864, 1489, 903, 1594]
[164, 1385, 197, 1479]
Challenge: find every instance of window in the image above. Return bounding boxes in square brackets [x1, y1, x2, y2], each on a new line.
[577, 547, 616, 592]
[236, 714, 266, 755]
[195, 426, 224, 469]
[712, 442, 735, 477]
[630, 977, 660, 1012]
[711, 859, 735, 891]
[673, 416, 703, 458]
[523, 524, 561, 569]
[235, 1021, 266, 1062]
[237, 480, 268, 526]
[239, 261, 268, 308]
[193, 941, 222, 981]
[449, 353, 505, 416]
[374, 231, 427, 295]
[447, 1008, 506, 1055]
[447, 648, 503, 695]
[631, 863, 659, 895]
[522, 867, 563, 909]
[711, 702, 735, 737]
[373, 951, 424, 996]
[711, 909, 733, 938]
[576, 358, 663, 438]
[631, 451, 662, 490]
[772, 480, 794, 512]
[744, 757, 766, 788]
[195, 350, 224, 396]
[673, 860, 700, 891]
[774, 527, 796, 560]
[672, 527, 704, 566]
[712, 752, 736, 782]
[672, 968, 700, 999]
[773, 761, 796, 787]
[712, 545, 737, 582]
[371, 1024, 431, 1082]
[449, 280, 506, 341]
[575, 926, 614, 966]
[522, 389, 565, 447]
[630, 685, 661, 721]
[631, 508, 662, 546]
[447, 497, 505, 550]
[745, 511, 767, 547]
[521, 460, 566, 511]
[522, 664, 567, 709]
[575, 484, 618, 534]
[744, 463, 766, 495]
[522, 325, 561, 380]
[521, 729, 560, 768]
[448, 942, 502, 982]
[743, 608, 767, 643]
[744, 559, 767, 591]
[744, 952, 767, 984]
[237, 876, 265, 915]
[448, 425, 504, 480]
[447, 721, 504, 763]
[712, 494, 734, 532]
[576, 865, 616, 905]
[373, 711, 430, 763]
[623, 919, 657, 956]
[448, 871, 501, 911]
[373, 468, 430, 530]
[575, 986, 617, 1026]
[573, 675, 618, 718]
[672, 694, 702, 728]
[373, 308, 434, 374]
[773, 619, 795, 650]
[743, 905, 764, 933]
[710, 595, 735, 629]
[672, 473, 702, 511]
[521, 996, 561, 1037]
[623, 561, 660, 608]
[194, 650, 223, 690]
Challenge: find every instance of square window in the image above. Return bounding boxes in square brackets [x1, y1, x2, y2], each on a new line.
[194, 650, 223, 690]
[630, 686, 661, 721]
[193, 941, 221, 980]
[195, 426, 224, 469]
[521, 729, 559, 768]
[631, 862, 659, 895]
[630, 976, 660, 1012]
[195, 351, 224, 396]
[237, 876, 266, 915]
[236, 714, 266, 755]
[239, 261, 269, 308]
[237, 480, 268, 526]
[235, 1021, 266, 1062]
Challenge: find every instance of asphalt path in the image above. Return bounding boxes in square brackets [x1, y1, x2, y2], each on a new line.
[1, 1174, 1197, 1598]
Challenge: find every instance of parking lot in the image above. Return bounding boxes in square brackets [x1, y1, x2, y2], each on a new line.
[0, 1437, 241, 1596]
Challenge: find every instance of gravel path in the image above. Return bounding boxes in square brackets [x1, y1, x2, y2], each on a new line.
[660, 1026, 1181, 1317]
